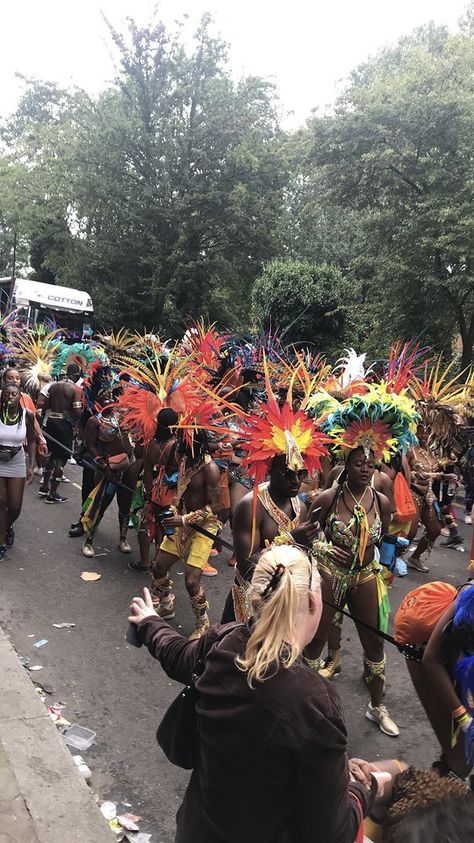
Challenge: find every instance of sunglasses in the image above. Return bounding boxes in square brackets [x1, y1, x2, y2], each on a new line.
[278, 468, 309, 481]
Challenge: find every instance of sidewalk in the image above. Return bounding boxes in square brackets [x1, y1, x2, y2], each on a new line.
[0, 625, 113, 843]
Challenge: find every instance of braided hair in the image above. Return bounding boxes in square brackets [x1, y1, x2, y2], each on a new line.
[384, 766, 472, 842]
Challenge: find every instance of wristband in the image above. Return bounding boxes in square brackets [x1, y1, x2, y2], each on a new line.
[457, 712, 472, 733]
[452, 705, 467, 719]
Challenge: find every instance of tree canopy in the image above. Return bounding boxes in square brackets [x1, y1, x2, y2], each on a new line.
[0, 10, 472, 363]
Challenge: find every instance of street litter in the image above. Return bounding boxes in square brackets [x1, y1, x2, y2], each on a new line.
[62, 723, 96, 749]
[94, 552, 107, 557]
[72, 754, 92, 781]
[48, 704, 70, 727]
[118, 815, 140, 832]
[81, 572, 101, 581]
[125, 833, 151, 843]
[20, 656, 30, 668]
[120, 813, 141, 824]
[27, 634, 35, 638]
[29, 665, 43, 671]
[52, 622, 76, 629]
[47, 530, 54, 533]
[100, 802, 123, 836]
[33, 639, 48, 648]
[34, 680, 53, 695]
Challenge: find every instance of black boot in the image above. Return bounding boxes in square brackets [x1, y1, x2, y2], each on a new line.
[69, 521, 84, 537]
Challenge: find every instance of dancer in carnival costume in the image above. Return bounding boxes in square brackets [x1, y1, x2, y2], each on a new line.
[81, 393, 137, 558]
[116, 346, 195, 574]
[148, 394, 226, 639]
[227, 359, 329, 623]
[308, 384, 419, 737]
[408, 358, 470, 570]
[68, 361, 114, 538]
[314, 345, 423, 680]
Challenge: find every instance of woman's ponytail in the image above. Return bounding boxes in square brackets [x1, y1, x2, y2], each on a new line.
[236, 545, 320, 687]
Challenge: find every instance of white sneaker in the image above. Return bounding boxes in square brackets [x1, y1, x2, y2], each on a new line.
[366, 703, 400, 737]
[82, 539, 95, 558]
[440, 527, 450, 537]
[465, 514, 472, 525]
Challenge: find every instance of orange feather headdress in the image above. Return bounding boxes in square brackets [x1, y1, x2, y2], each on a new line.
[117, 346, 195, 444]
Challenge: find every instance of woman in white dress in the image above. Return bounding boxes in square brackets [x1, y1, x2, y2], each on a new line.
[0, 383, 35, 559]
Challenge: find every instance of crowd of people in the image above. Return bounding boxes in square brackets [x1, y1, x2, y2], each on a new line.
[2, 319, 474, 841]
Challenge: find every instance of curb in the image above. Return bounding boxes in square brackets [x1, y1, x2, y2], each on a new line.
[0, 624, 114, 843]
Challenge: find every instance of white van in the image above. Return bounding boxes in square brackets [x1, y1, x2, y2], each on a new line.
[0, 278, 93, 338]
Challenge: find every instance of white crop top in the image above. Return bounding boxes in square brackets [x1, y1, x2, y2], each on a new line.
[0, 410, 27, 447]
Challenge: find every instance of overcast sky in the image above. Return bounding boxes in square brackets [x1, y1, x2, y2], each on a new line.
[1, 0, 468, 127]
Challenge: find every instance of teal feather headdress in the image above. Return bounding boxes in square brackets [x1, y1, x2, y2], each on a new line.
[51, 342, 105, 377]
[322, 383, 419, 462]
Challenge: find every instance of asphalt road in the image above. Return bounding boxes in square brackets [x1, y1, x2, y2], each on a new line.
[0, 466, 471, 842]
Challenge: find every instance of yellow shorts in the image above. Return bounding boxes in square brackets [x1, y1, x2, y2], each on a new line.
[159, 526, 216, 569]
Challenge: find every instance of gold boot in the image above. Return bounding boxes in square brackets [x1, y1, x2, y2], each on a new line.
[189, 589, 210, 640]
[150, 575, 174, 617]
[318, 649, 342, 680]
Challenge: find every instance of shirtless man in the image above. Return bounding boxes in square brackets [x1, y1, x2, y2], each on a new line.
[149, 429, 222, 639]
[39, 363, 82, 503]
[221, 454, 320, 622]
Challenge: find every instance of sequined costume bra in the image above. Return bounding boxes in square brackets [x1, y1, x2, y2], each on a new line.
[326, 486, 382, 551]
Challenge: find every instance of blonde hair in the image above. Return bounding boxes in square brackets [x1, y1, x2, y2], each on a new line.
[236, 544, 320, 687]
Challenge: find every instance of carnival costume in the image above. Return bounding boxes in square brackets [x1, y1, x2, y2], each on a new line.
[311, 384, 418, 715]
[231, 358, 329, 621]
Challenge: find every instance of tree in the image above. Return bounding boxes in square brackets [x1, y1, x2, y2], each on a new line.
[251, 258, 355, 353]
[301, 22, 474, 365]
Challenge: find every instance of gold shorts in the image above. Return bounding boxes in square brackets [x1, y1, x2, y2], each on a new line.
[319, 558, 378, 607]
[159, 524, 217, 570]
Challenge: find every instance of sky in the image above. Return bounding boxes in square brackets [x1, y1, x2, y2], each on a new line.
[0, 0, 468, 127]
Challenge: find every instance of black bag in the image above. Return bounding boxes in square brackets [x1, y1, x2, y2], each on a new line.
[0, 445, 21, 462]
[156, 623, 240, 769]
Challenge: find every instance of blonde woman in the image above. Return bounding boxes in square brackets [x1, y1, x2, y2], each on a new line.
[129, 545, 387, 843]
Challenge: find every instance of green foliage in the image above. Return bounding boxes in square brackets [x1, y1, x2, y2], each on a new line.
[302, 22, 474, 365]
[251, 259, 354, 353]
[0, 15, 287, 332]
[0, 11, 472, 365]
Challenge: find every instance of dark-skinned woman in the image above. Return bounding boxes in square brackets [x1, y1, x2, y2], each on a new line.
[0, 383, 36, 559]
[308, 386, 420, 737]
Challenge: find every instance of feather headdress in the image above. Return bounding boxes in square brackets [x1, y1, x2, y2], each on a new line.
[117, 346, 195, 444]
[383, 341, 431, 395]
[96, 328, 137, 364]
[322, 383, 419, 462]
[318, 348, 371, 400]
[82, 360, 114, 414]
[242, 356, 330, 485]
[51, 342, 104, 377]
[11, 326, 60, 391]
[410, 356, 474, 459]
